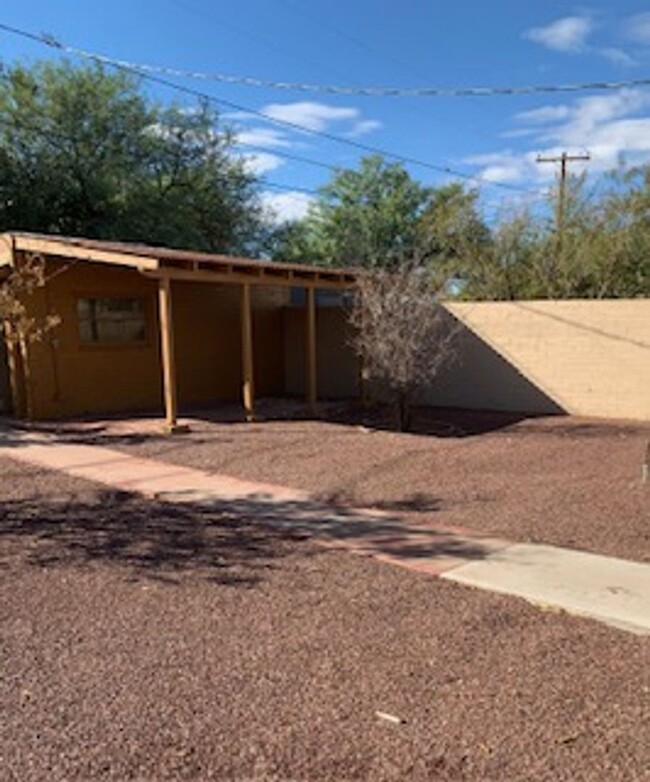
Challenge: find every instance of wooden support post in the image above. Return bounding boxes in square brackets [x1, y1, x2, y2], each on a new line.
[306, 286, 317, 412]
[240, 282, 255, 421]
[157, 277, 186, 434]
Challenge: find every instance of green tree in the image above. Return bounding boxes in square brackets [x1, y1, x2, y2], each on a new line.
[575, 167, 650, 298]
[417, 183, 490, 260]
[515, 171, 650, 299]
[275, 155, 432, 268]
[0, 61, 264, 253]
[432, 168, 649, 301]
[415, 182, 493, 291]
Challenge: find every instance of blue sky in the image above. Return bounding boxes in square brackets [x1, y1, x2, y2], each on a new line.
[2, 1, 650, 222]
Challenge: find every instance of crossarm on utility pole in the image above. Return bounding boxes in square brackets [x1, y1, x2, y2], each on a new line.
[536, 151, 591, 290]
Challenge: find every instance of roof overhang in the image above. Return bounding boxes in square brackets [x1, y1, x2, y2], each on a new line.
[0, 234, 15, 267]
[0, 232, 358, 289]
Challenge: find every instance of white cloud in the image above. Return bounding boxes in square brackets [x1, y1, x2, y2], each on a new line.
[623, 12, 650, 44]
[347, 118, 383, 137]
[524, 15, 593, 53]
[226, 102, 381, 158]
[262, 190, 314, 223]
[540, 90, 650, 141]
[259, 101, 381, 137]
[465, 151, 536, 184]
[467, 88, 650, 185]
[550, 117, 650, 171]
[237, 127, 293, 148]
[599, 47, 637, 67]
[262, 101, 359, 131]
[241, 152, 284, 175]
[516, 105, 572, 124]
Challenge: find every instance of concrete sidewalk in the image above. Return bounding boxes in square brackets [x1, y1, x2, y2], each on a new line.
[2, 425, 649, 635]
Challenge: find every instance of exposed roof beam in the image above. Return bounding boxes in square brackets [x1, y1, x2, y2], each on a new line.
[141, 268, 356, 290]
[5, 234, 159, 271]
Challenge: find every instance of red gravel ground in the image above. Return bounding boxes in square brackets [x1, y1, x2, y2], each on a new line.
[1, 454, 649, 781]
[63, 404, 650, 562]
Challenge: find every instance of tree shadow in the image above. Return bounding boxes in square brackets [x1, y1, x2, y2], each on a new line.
[0, 488, 491, 585]
[504, 418, 649, 439]
[320, 489, 443, 515]
[1, 400, 557, 448]
[0, 419, 236, 453]
[0, 490, 311, 587]
[320, 402, 547, 438]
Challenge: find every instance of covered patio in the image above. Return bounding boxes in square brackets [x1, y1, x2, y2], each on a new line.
[0, 233, 358, 427]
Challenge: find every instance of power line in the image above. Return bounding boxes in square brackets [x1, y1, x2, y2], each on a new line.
[0, 91, 338, 175]
[5, 23, 650, 99]
[273, 0, 430, 83]
[259, 180, 318, 197]
[85, 59, 650, 98]
[235, 141, 336, 173]
[0, 22, 543, 197]
[167, 0, 355, 86]
[0, 114, 320, 199]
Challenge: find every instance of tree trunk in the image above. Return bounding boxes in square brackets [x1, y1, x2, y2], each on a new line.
[396, 390, 412, 432]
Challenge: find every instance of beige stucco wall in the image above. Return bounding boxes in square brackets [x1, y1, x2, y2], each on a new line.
[424, 300, 650, 421]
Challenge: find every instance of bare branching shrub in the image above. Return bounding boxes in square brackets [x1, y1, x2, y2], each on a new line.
[349, 265, 457, 431]
[0, 254, 60, 344]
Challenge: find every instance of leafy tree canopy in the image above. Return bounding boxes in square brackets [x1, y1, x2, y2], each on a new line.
[0, 60, 265, 254]
[273, 155, 433, 269]
[272, 149, 649, 298]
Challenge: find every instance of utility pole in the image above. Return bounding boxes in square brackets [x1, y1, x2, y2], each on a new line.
[536, 151, 590, 269]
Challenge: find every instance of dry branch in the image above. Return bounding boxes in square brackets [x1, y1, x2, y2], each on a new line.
[348, 265, 457, 431]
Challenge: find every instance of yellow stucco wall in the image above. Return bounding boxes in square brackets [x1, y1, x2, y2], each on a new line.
[21, 259, 162, 419]
[14, 256, 289, 419]
[284, 306, 359, 399]
[425, 300, 650, 420]
[172, 282, 287, 406]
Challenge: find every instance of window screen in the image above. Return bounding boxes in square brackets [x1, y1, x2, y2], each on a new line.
[77, 298, 147, 344]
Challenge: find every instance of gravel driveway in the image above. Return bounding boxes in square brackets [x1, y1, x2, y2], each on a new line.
[2, 455, 649, 781]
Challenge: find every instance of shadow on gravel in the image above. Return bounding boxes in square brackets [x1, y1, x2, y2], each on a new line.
[0, 421, 173, 449]
[0, 403, 547, 449]
[0, 490, 310, 587]
[320, 489, 444, 515]
[0, 489, 490, 585]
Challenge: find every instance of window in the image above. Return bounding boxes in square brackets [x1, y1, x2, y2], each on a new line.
[77, 297, 147, 344]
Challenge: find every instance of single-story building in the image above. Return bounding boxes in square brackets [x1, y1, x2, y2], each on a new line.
[0, 233, 360, 428]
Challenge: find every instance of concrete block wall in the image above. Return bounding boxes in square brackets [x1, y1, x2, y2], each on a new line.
[425, 300, 650, 421]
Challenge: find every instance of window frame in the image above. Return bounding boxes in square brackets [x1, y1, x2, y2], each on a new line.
[75, 293, 153, 349]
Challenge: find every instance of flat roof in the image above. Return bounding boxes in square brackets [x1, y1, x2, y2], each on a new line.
[0, 232, 358, 289]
